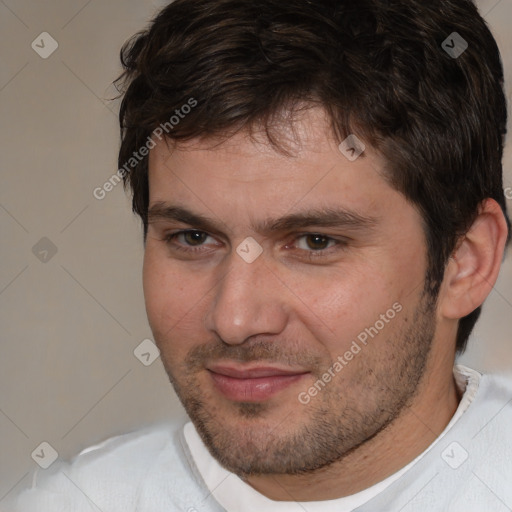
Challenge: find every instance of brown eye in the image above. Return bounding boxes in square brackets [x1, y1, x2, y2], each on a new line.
[182, 231, 208, 246]
[304, 234, 331, 250]
[163, 230, 217, 254]
[295, 234, 336, 252]
[290, 234, 346, 261]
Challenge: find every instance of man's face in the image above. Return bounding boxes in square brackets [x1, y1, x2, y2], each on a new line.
[144, 108, 436, 476]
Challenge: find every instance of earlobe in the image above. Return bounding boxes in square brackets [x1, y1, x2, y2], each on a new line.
[439, 198, 508, 320]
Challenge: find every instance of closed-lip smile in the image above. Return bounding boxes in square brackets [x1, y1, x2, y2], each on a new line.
[207, 363, 310, 402]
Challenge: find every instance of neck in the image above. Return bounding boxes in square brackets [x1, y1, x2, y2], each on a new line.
[245, 358, 460, 501]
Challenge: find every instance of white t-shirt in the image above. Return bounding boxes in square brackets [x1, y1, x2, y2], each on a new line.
[182, 365, 479, 512]
[7, 365, 512, 512]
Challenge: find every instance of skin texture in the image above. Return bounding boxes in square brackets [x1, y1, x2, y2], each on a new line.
[143, 107, 508, 501]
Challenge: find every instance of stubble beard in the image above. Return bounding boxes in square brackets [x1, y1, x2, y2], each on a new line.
[159, 291, 437, 477]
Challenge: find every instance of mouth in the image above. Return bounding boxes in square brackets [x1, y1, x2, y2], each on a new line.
[207, 363, 310, 402]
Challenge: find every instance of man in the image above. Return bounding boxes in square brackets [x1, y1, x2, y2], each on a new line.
[12, 0, 512, 510]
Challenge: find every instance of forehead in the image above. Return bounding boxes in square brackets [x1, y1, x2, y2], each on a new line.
[151, 105, 367, 161]
[148, 106, 384, 182]
[145, 106, 410, 231]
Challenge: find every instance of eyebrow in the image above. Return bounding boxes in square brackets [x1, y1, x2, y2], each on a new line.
[147, 202, 378, 236]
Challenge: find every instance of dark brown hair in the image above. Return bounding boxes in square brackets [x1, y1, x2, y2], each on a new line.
[115, 0, 510, 353]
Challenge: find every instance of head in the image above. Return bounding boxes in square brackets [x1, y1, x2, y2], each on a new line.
[116, 0, 510, 476]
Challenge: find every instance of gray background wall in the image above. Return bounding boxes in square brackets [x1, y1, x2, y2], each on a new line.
[1, 0, 511, 502]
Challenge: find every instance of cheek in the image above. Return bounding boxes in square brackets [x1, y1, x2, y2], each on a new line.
[143, 247, 211, 345]
[312, 283, 377, 337]
[143, 248, 185, 332]
[295, 267, 402, 356]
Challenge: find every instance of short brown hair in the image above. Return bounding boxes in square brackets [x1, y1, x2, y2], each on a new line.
[115, 0, 510, 353]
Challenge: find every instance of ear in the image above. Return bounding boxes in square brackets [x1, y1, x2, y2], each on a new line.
[439, 198, 509, 320]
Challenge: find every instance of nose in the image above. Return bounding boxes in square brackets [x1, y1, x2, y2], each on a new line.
[203, 251, 289, 345]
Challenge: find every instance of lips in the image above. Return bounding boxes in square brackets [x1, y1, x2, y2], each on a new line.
[207, 364, 309, 402]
